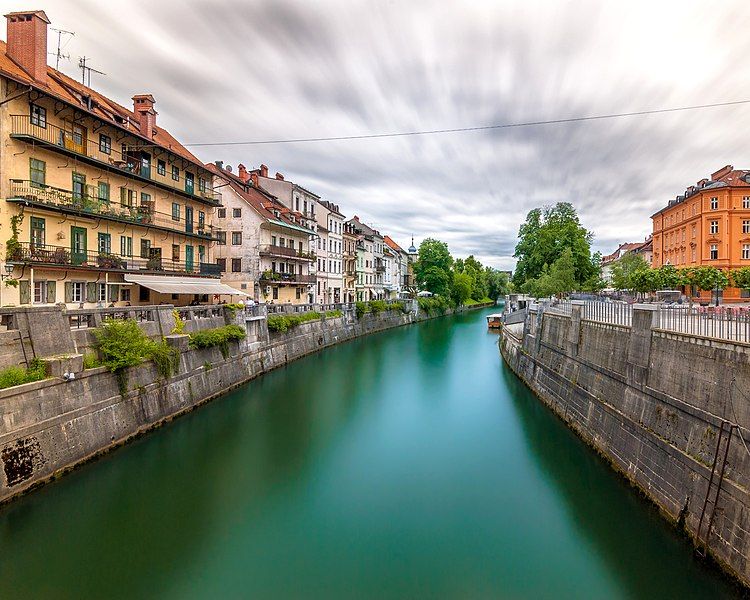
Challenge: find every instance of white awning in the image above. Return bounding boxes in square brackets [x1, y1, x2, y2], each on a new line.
[124, 274, 249, 296]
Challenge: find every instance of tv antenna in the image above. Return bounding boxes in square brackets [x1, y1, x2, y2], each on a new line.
[78, 56, 106, 86]
[49, 28, 74, 70]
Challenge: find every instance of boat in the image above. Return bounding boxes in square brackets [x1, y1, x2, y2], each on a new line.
[486, 313, 503, 330]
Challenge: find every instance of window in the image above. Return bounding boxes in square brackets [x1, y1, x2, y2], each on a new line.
[217, 208, 226, 219]
[120, 187, 135, 208]
[98, 182, 110, 204]
[171, 165, 179, 181]
[30, 103, 46, 128]
[172, 202, 181, 221]
[692, 248, 696, 262]
[199, 177, 206, 193]
[232, 258, 242, 272]
[157, 160, 166, 176]
[272, 287, 279, 300]
[744, 196, 750, 209]
[233, 208, 242, 218]
[198, 211, 205, 229]
[710, 197, 718, 210]
[71, 282, 84, 303]
[172, 244, 180, 261]
[198, 245, 205, 262]
[97, 233, 111, 254]
[216, 258, 227, 272]
[271, 235, 277, 246]
[120, 236, 133, 257]
[99, 134, 111, 154]
[710, 220, 719, 234]
[30, 217, 45, 247]
[33, 281, 47, 304]
[140, 192, 151, 208]
[692, 224, 696, 238]
[185, 172, 194, 194]
[232, 231, 242, 245]
[121, 288, 131, 302]
[710, 244, 718, 260]
[72, 173, 86, 201]
[97, 283, 107, 303]
[139, 285, 150, 303]
[744, 221, 750, 234]
[140, 239, 151, 259]
[216, 231, 226, 245]
[744, 245, 750, 260]
[30, 158, 45, 188]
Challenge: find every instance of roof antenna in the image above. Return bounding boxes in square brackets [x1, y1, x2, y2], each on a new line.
[78, 56, 106, 86]
[50, 28, 74, 70]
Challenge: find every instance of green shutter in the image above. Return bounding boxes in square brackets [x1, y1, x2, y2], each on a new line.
[46, 281, 56, 304]
[19, 280, 30, 304]
[108, 284, 119, 303]
[86, 282, 97, 303]
[64, 282, 73, 303]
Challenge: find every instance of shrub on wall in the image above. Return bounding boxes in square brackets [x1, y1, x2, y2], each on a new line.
[418, 296, 450, 314]
[325, 310, 343, 318]
[0, 358, 48, 390]
[267, 312, 322, 333]
[188, 324, 246, 358]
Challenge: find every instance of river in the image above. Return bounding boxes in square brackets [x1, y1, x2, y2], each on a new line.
[0, 307, 739, 598]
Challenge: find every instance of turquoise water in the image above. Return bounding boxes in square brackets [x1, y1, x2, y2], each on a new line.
[0, 308, 739, 598]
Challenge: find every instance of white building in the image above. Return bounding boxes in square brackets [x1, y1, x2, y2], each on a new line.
[315, 200, 345, 304]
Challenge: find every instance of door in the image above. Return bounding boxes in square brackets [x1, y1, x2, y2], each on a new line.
[71, 226, 87, 266]
[185, 172, 194, 195]
[65, 123, 86, 154]
[185, 206, 194, 233]
[140, 152, 151, 179]
[185, 245, 194, 273]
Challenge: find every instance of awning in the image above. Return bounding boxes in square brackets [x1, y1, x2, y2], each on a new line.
[124, 274, 249, 296]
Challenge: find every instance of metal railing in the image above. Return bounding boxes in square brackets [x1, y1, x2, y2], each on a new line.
[67, 305, 158, 329]
[9, 180, 218, 241]
[10, 115, 221, 204]
[582, 301, 633, 326]
[545, 299, 572, 316]
[259, 272, 316, 284]
[656, 305, 750, 342]
[9, 242, 221, 277]
[258, 244, 315, 261]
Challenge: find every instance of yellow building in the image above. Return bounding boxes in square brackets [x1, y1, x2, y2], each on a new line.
[0, 10, 237, 307]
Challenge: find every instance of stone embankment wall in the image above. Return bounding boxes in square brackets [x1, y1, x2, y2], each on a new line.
[500, 302, 750, 587]
[0, 301, 472, 504]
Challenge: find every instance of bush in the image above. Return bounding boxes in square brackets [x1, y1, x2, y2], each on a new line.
[188, 324, 246, 358]
[83, 353, 101, 369]
[418, 296, 450, 314]
[325, 310, 343, 318]
[369, 300, 388, 314]
[0, 358, 48, 390]
[147, 340, 180, 379]
[267, 312, 322, 333]
[355, 301, 368, 319]
[171, 310, 186, 334]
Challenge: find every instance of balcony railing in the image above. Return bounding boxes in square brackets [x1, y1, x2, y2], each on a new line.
[258, 244, 315, 261]
[8, 242, 221, 277]
[10, 115, 221, 204]
[259, 271, 316, 285]
[9, 180, 218, 241]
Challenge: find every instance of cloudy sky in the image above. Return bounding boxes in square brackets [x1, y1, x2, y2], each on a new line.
[7, 0, 750, 269]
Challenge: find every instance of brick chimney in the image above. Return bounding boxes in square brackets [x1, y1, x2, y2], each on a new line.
[711, 165, 733, 181]
[238, 163, 249, 183]
[5, 10, 50, 84]
[132, 94, 157, 139]
[275, 172, 284, 180]
[250, 172, 259, 187]
[259, 164, 269, 178]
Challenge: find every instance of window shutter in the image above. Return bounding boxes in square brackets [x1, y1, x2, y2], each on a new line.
[86, 282, 97, 303]
[64, 282, 73, 303]
[108, 284, 119, 303]
[19, 280, 30, 304]
[46, 281, 56, 304]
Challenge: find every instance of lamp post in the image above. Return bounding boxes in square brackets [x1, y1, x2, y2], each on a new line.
[0, 263, 16, 307]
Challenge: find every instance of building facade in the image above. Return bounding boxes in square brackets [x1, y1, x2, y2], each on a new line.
[342, 222, 357, 303]
[652, 165, 750, 302]
[315, 200, 344, 304]
[0, 11, 239, 307]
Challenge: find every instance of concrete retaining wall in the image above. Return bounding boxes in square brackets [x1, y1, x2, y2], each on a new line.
[500, 303, 750, 587]
[0, 302, 474, 504]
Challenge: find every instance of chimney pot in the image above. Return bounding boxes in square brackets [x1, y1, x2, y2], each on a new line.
[259, 164, 269, 178]
[275, 172, 284, 180]
[214, 160, 224, 169]
[132, 94, 157, 138]
[250, 173, 259, 187]
[238, 163, 249, 184]
[5, 10, 50, 84]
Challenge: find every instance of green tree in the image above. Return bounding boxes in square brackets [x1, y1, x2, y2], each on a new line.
[630, 268, 660, 293]
[732, 267, 750, 291]
[513, 202, 595, 289]
[611, 253, 649, 291]
[451, 271, 473, 305]
[462, 255, 488, 301]
[486, 268, 509, 300]
[654, 264, 684, 290]
[413, 238, 454, 297]
[523, 248, 576, 297]
[684, 266, 729, 294]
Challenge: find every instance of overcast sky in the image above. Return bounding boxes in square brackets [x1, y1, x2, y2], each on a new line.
[7, 0, 750, 269]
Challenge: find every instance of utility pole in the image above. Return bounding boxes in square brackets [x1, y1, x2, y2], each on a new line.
[49, 28, 74, 70]
[78, 56, 106, 86]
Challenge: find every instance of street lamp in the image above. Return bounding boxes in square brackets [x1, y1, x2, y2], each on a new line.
[0, 263, 15, 307]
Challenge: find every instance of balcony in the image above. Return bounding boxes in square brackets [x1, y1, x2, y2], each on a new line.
[259, 271, 316, 285]
[8, 180, 218, 241]
[10, 115, 221, 205]
[375, 259, 386, 273]
[8, 242, 220, 277]
[258, 244, 315, 261]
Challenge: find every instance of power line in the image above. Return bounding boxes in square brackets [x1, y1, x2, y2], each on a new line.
[184, 98, 750, 147]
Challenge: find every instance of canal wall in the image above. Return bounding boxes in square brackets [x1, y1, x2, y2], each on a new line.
[0, 301, 479, 504]
[500, 302, 750, 587]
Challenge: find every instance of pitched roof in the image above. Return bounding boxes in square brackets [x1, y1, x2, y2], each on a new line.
[347, 215, 381, 237]
[0, 39, 204, 169]
[652, 165, 750, 217]
[384, 235, 405, 253]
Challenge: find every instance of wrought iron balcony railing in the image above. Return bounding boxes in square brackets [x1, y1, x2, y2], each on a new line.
[10, 115, 221, 204]
[259, 271, 316, 284]
[8, 242, 220, 277]
[9, 180, 218, 241]
[258, 244, 315, 261]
